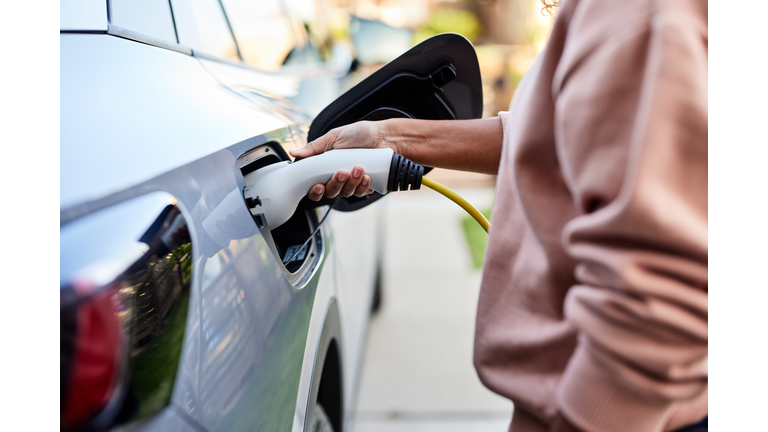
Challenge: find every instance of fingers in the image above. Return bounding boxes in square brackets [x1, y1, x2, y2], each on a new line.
[307, 184, 325, 202]
[340, 166, 366, 198]
[306, 167, 373, 202]
[289, 120, 383, 159]
[323, 170, 348, 199]
[289, 128, 338, 158]
[354, 175, 371, 197]
[289, 141, 320, 159]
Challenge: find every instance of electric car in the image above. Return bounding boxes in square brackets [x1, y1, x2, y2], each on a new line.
[60, 0, 483, 431]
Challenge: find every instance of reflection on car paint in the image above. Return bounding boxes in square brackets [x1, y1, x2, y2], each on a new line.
[60, 34, 288, 209]
[196, 231, 306, 428]
[60, 193, 193, 431]
[149, 149, 323, 431]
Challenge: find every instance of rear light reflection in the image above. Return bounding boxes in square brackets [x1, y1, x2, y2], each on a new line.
[62, 284, 124, 429]
[60, 197, 193, 431]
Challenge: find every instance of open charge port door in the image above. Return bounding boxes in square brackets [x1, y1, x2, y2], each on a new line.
[238, 143, 323, 284]
[306, 33, 483, 212]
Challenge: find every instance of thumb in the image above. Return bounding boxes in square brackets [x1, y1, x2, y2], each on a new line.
[290, 132, 334, 158]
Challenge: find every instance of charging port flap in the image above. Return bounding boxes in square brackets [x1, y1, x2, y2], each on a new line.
[307, 33, 482, 212]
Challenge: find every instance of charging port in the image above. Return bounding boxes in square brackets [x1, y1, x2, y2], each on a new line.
[237, 143, 323, 283]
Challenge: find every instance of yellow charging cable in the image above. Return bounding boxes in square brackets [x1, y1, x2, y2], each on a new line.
[420, 176, 490, 233]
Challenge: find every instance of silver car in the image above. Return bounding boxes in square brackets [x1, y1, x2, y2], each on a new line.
[60, 1, 483, 431]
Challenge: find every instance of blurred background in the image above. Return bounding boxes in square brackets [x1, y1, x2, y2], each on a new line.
[288, 0, 552, 190]
[300, 1, 554, 430]
[315, 0, 552, 118]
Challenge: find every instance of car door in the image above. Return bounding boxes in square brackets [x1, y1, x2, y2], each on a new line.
[61, 0, 482, 425]
[60, 2, 331, 431]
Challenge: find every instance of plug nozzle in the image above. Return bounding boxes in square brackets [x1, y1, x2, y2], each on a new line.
[387, 153, 424, 192]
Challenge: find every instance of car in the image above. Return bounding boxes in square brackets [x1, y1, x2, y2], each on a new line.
[59, 1, 483, 431]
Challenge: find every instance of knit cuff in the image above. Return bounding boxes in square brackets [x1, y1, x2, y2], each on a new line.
[498, 111, 510, 137]
[557, 345, 676, 432]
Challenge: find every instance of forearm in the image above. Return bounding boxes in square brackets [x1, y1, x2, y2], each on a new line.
[381, 117, 504, 175]
[291, 116, 504, 201]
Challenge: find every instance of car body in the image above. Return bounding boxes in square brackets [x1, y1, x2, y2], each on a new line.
[60, 1, 482, 431]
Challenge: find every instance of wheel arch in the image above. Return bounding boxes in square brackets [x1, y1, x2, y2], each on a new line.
[305, 298, 344, 432]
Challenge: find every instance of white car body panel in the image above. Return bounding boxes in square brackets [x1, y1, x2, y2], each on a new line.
[60, 34, 288, 209]
[61, 23, 379, 431]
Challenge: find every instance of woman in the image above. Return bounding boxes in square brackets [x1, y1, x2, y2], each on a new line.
[291, 0, 708, 431]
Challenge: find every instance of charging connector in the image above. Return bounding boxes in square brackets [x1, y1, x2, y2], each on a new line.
[387, 153, 424, 192]
[243, 148, 490, 233]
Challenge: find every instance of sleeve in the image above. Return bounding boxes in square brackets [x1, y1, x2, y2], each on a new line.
[552, 14, 708, 432]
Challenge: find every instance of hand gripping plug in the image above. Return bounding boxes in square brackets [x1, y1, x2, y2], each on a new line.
[243, 148, 424, 229]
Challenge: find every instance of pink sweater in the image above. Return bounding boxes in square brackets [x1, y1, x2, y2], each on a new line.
[473, 0, 708, 431]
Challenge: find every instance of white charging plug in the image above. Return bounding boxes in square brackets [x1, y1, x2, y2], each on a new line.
[243, 148, 395, 229]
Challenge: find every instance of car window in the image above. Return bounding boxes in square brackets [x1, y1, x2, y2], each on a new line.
[219, 0, 295, 70]
[110, 0, 177, 43]
[170, 0, 240, 61]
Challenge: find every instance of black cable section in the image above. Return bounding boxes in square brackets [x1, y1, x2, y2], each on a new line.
[284, 202, 335, 264]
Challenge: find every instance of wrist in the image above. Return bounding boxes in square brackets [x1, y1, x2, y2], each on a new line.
[379, 119, 408, 159]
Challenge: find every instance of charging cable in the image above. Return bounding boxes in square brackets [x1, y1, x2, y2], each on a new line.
[282, 170, 491, 266]
[282, 173, 490, 266]
[421, 177, 490, 233]
[284, 203, 335, 264]
[386, 153, 490, 233]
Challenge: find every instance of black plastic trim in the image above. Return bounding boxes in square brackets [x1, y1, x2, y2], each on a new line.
[308, 33, 482, 142]
[307, 33, 481, 213]
[166, 0, 180, 44]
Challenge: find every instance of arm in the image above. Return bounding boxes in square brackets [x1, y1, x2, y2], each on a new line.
[289, 117, 503, 200]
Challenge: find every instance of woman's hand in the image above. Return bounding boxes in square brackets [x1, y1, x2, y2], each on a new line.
[290, 120, 401, 158]
[303, 165, 375, 201]
[287, 116, 503, 201]
[289, 121, 399, 201]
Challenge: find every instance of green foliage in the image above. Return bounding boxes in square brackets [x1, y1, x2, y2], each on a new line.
[166, 242, 192, 287]
[329, 26, 350, 42]
[461, 207, 492, 270]
[131, 289, 190, 418]
[414, 8, 482, 45]
[131, 243, 193, 419]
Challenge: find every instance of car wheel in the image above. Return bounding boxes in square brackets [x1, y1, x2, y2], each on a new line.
[308, 403, 335, 432]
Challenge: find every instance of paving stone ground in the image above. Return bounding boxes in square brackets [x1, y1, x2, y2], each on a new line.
[351, 183, 513, 432]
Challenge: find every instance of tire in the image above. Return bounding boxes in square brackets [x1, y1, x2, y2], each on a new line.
[307, 403, 335, 432]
